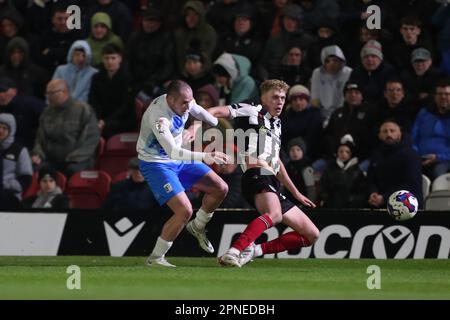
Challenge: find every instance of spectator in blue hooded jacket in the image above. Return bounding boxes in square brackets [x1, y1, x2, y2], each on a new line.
[52, 40, 98, 102]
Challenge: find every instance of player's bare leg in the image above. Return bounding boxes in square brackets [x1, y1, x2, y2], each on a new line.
[147, 192, 193, 267]
[240, 206, 320, 266]
[219, 192, 283, 267]
[186, 171, 228, 253]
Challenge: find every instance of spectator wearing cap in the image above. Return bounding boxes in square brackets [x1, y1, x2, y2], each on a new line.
[283, 136, 309, 204]
[319, 139, 367, 208]
[180, 44, 214, 93]
[86, 12, 124, 69]
[401, 48, 445, 106]
[174, 1, 217, 74]
[0, 113, 32, 210]
[281, 85, 323, 160]
[0, 76, 45, 150]
[52, 40, 98, 103]
[127, 6, 175, 99]
[217, 4, 265, 78]
[368, 79, 418, 138]
[258, 3, 315, 80]
[388, 15, 435, 72]
[32, 79, 100, 178]
[349, 40, 396, 103]
[102, 157, 158, 210]
[0, 36, 50, 100]
[323, 81, 372, 165]
[310, 45, 352, 123]
[212, 52, 258, 105]
[84, 0, 133, 42]
[22, 167, 69, 209]
[412, 79, 450, 181]
[88, 44, 134, 139]
[277, 44, 312, 87]
[367, 119, 423, 208]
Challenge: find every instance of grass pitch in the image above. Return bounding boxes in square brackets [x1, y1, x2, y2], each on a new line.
[0, 256, 449, 300]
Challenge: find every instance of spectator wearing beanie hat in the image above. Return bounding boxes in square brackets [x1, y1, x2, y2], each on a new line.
[319, 138, 367, 208]
[277, 44, 312, 86]
[349, 40, 396, 103]
[180, 43, 214, 92]
[281, 85, 323, 160]
[22, 167, 69, 209]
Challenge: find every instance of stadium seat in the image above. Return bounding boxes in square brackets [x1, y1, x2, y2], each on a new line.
[425, 190, 450, 211]
[422, 174, 431, 200]
[135, 97, 152, 130]
[22, 171, 67, 199]
[112, 171, 129, 184]
[431, 173, 450, 191]
[66, 170, 111, 208]
[98, 132, 139, 178]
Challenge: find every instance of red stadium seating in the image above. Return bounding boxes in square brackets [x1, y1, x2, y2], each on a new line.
[95, 136, 106, 169]
[98, 132, 139, 178]
[66, 170, 111, 209]
[112, 171, 129, 184]
[22, 171, 67, 199]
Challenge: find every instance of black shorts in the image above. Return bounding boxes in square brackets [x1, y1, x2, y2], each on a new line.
[241, 167, 295, 214]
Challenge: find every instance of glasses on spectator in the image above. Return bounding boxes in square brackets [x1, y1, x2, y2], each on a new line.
[436, 92, 450, 96]
[289, 52, 301, 57]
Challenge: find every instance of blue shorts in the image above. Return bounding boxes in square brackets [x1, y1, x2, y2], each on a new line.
[139, 160, 211, 205]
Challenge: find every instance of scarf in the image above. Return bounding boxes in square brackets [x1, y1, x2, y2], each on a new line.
[32, 186, 63, 208]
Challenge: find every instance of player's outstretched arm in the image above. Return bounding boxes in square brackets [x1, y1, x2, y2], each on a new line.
[153, 117, 228, 164]
[208, 103, 256, 119]
[189, 101, 219, 126]
[276, 160, 316, 208]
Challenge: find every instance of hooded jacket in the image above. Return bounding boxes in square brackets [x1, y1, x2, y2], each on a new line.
[174, 1, 217, 73]
[213, 53, 258, 104]
[0, 36, 49, 99]
[310, 45, 352, 120]
[0, 113, 32, 199]
[52, 40, 98, 102]
[86, 12, 124, 68]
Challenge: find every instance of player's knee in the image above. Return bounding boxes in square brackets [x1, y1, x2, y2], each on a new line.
[308, 227, 320, 244]
[267, 211, 282, 225]
[218, 181, 229, 198]
[178, 207, 193, 223]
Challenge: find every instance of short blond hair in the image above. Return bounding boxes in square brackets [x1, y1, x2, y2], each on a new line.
[260, 79, 290, 96]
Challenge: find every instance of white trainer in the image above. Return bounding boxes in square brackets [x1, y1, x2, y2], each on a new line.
[239, 242, 255, 266]
[186, 220, 214, 254]
[146, 256, 176, 268]
[218, 251, 241, 267]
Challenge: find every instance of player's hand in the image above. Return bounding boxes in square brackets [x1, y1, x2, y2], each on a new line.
[204, 151, 229, 165]
[296, 193, 316, 208]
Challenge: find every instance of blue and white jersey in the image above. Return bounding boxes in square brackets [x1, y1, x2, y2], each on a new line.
[137, 94, 217, 163]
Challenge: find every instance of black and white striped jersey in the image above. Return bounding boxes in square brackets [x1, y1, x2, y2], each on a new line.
[227, 103, 282, 173]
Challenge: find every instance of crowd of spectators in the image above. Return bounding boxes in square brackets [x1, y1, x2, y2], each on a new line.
[1, 0, 450, 210]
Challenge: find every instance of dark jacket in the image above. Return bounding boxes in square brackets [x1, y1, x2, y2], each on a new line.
[0, 94, 45, 150]
[367, 137, 423, 208]
[284, 158, 309, 205]
[320, 157, 367, 208]
[0, 37, 50, 99]
[22, 193, 69, 210]
[103, 178, 158, 210]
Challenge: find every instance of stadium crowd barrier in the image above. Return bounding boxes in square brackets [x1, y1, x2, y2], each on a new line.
[0, 209, 449, 259]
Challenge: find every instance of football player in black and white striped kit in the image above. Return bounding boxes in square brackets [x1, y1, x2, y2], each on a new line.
[208, 80, 320, 267]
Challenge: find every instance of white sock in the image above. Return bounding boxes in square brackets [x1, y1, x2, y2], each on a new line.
[193, 208, 214, 230]
[150, 236, 173, 258]
[254, 244, 263, 258]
